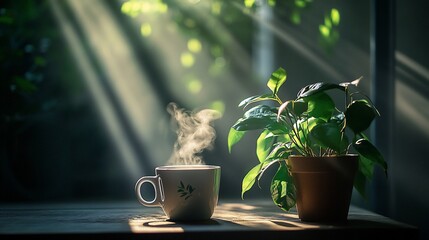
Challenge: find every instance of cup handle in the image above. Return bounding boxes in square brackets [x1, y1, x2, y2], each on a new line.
[135, 176, 162, 207]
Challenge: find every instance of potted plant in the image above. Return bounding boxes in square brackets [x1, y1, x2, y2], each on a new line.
[228, 67, 388, 222]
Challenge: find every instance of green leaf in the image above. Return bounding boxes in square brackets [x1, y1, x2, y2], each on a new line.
[267, 67, 287, 95]
[256, 159, 281, 186]
[307, 117, 325, 132]
[243, 105, 277, 119]
[297, 82, 345, 99]
[310, 122, 347, 153]
[228, 128, 246, 153]
[330, 113, 346, 131]
[238, 94, 276, 109]
[358, 154, 375, 180]
[232, 117, 273, 131]
[290, 100, 308, 116]
[354, 167, 367, 198]
[277, 100, 292, 121]
[345, 100, 378, 133]
[353, 139, 387, 176]
[278, 100, 307, 120]
[330, 112, 345, 123]
[256, 130, 273, 163]
[331, 8, 340, 25]
[242, 162, 266, 199]
[270, 162, 296, 211]
[266, 123, 290, 135]
[305, 93, 335, 121]
[266, 142, 292, 160]
[232, 105, 287, 133]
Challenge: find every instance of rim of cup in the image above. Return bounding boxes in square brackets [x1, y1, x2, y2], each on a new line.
[156, 165, 220, 170]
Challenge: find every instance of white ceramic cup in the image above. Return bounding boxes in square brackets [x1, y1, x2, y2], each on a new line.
[135, 165, 221, 221]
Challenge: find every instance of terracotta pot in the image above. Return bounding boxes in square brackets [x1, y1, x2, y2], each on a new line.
[289, 155, 359, 222]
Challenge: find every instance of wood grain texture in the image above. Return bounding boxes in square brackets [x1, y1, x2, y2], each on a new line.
[0, 200, 418, 240]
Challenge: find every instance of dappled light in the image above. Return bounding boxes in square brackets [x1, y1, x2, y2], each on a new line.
[180, 52, 195, 68]
[186, 78, 202, 94]
[140, 23, 152, 37]
[128, 201, 308, 234]
[188, 38, 202, 53]
[121, 0, 168, 16]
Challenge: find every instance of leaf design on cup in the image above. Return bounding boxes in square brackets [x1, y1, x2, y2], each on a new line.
[177, 181, 196, 200]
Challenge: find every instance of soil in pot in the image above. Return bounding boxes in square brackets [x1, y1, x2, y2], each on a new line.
[289, 155, 359, 223]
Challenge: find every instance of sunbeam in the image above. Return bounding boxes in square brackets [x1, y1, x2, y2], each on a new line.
[50, 0, 176, 180]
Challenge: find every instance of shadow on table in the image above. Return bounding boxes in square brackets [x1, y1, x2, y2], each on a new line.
[143, 218, 222, 227]
[270, 220, 303, 228]
[128, 214, 252, 233]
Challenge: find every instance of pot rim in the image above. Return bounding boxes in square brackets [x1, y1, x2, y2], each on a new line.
[288, 154, 359, 173]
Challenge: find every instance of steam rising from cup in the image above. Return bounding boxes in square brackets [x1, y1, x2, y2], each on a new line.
[167, 103, 221, 165]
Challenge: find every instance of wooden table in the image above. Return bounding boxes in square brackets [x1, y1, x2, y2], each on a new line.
[0, 200, 418, 240]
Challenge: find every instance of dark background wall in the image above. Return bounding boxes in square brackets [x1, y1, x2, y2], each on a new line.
[391, 0, 429, 238]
